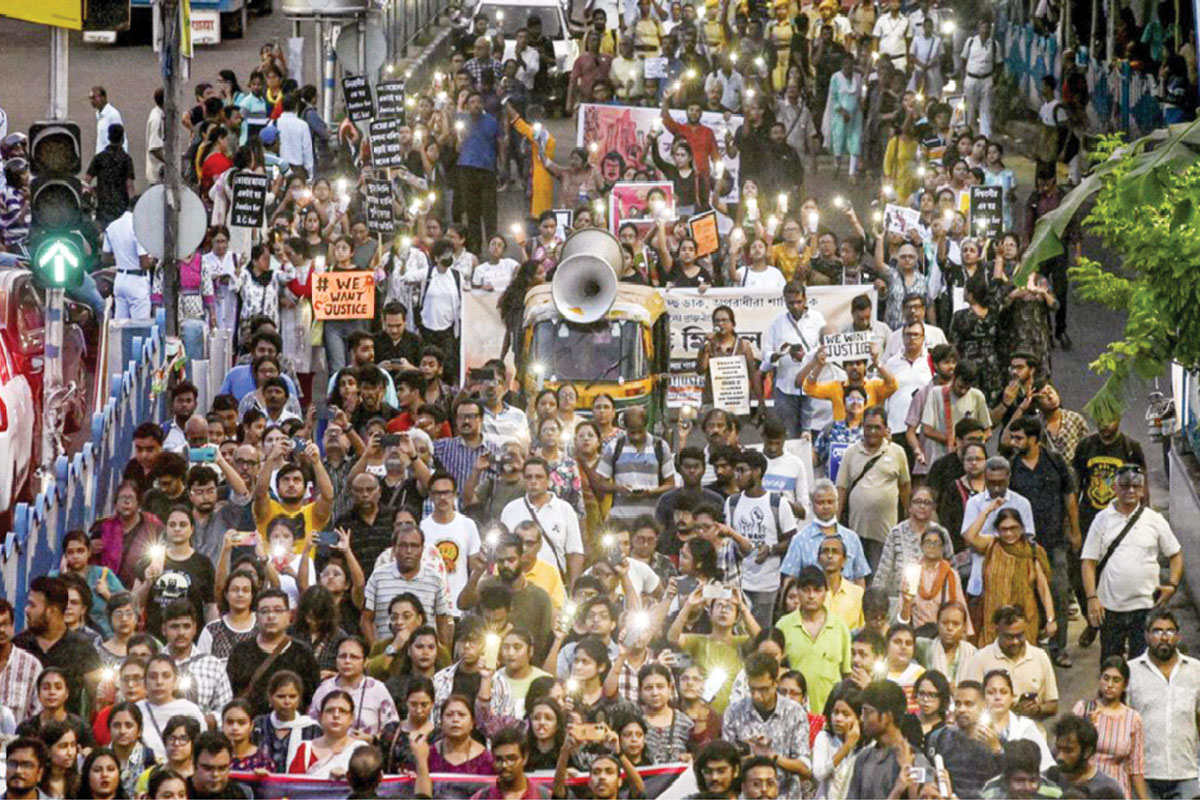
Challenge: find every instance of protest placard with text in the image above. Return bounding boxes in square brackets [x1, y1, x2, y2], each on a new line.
[313, 271, 376, 320]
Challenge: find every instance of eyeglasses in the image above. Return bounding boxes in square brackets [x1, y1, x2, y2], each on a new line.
[166, 735, 192, 746]
[258, 606, 287, 616]
[911, 498, 935, 506]
[1148, 628, 1178, 639]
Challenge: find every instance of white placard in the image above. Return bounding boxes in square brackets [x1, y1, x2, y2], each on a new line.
[884, 203, 921, 235]
[644, 57, 669, 79]
[710, 356, 750, 415]
[822, 330, 874, 365]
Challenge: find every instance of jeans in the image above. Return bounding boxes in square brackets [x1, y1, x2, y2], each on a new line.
[745, 589, 778, 633]
[1047, 544, 1072, 656]
[771, 388, 813, 437]
[862, 539, 884, 573]
[1146, 779, 1200, 799]
[323, 319, 367, 373]
[67, 271, 106, 321]
[456, 166, 498, 253]
[1100, 607, 1149, 662]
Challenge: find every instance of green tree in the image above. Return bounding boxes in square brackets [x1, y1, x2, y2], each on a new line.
[1017, 121, 1200, 422]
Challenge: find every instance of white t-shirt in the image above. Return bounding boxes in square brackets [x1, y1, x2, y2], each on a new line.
[763, 452, 811, 518]
[724, 491, 797, 593]
[420, 513, 482, 612]
[500, 495, 585, 577]
[1081, 504, 1181, 612]
[736, 266, 788, 291]
[884, 351, 935, 434]
[137, 698, 207, 758]
[472, 258, 519, 291]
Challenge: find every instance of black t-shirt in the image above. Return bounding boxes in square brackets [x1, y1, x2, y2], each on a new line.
[373, 330, 424, 368]
[135, 550, 215, 637]
[226, 637, 320, 717]
[186, 776, 254, 799]
[85, 145, 135, 222]
[335, 507, 397, 580]
[1073, 432, 1146, 529]
[12, 630, 101, 716]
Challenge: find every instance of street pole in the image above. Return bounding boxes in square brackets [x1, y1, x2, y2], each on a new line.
[42, 26, 68, 474]
[160, 0, 182, 338]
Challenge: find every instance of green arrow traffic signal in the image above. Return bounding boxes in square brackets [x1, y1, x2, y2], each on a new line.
[32, 236, 83, 289]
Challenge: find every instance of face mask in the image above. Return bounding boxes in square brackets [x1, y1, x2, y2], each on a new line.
[815, 515, 838, 527]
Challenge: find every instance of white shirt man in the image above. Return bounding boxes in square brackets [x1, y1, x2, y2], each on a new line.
[420, 475, 483, 615]
[404, 264, 462, 333]
[883, 322, 946, 360]
[1081, 494, 1180, 614]
[500, 493, 584, 581]
[705, 68, 745, 112]
[762, 289, 827, 435]
[145, 102, 165, 184]
[1127, 614, 1200, 793]
[104, 211, 152, 320]
[961, 24, 1003, 136]
[95, 101, 127, 155]
[884, 347, 934, 436]
[872, 9, 911, 69]
[274, 110, 315, 177]
[763, 447, 812, 520]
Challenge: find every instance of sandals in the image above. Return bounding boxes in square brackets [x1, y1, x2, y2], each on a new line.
[1053, 652, 1073, 668]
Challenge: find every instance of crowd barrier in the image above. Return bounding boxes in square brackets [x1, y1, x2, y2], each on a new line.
[996, 17, 1165, 138]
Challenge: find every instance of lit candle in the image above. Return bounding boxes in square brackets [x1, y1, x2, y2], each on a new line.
[904, 563, 922, 595]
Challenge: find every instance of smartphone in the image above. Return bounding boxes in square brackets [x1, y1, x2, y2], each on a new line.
[188, 445, 217, 463]
[702, 583, 732, 601]
[292, 437, 307, 455]
[908, 767, 928, 784]
[570, 723, 607, 743]
[236, 531, 258, 547]
[606, 547, 624, 567]
[379, 434, 403, 447]
[1019, 691, 1039, 704]
[469, 367, 496, 383]
[316, 530, 340, 548]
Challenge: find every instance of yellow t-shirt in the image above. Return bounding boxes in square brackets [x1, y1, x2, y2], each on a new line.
[825, 579, 866, 630]
[255, 498, 331, 553]
[769, 243, 812, 282]
[525, 559, 567, 612]
[804, 376, 897, 421]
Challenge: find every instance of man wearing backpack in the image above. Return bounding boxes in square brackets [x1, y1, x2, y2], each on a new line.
[726, 450, 798, 630]
[596, 406, 676, 523]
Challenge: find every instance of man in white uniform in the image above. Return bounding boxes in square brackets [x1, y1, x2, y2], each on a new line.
[960, 18, 1003, 137]
[103, 209, 153, 320]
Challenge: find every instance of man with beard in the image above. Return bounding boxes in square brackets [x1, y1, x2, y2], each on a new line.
[186, 465, 245, 566]
[926, 680, 1003, 798]
[722, 653, 811, 797]
[473, 726, 550, 799]
[726, 450, 797, 629]
[336, 473, 397, 579]
[1007, 416, 1079, 668]
[759, 122, 807, 202]
[742, 756, 782, 800]
[849, 680, 934, 799]
[252, 438, 335, 545]
[1082, 464, 1181, 662]
[1047, 715, 1124, 797]
[660, 93, 718, 177]
[2, 738, 47, 800]
[459, 534, 554, 661]
[1127, 609, 1200, 798]
[554, 745, 644, 800]
[689, 741, 741, 799]
[13, 577, 101, 716]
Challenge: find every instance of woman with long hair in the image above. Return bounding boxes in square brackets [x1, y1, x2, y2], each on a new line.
[221, 698, 274, 773]
[574, 420, 611, 551]
[380, 677, 436, 774]
[131, 506, 215, 637]
[77, 748, 126, 800]
[590, 393, 624, 450]
[884, 623, 926, 714]
[499, 260, 546, 373]
[279, 236, 318, 402]
[525, 696, 567, 772]
[499, 629, 551, 717]
[39, 720, 81, 800]
[196, 570, 258, 660]
[695, 305, 763, 410]
[813, 682, 863, 799]
[963, 506, 1055, 647]
[287, 691, 369, 778]
[914, 671, 951, 738]
[317, 550, 365, 637]
[197, 126, 234, 195]
[16, 668, 94, 747]
[236, 244, 281, 343]
[1072, 656, 1148, 798]
[92, 480, 164, 588]
[638, 662, 693, 763]
[107, 702, 152, 799]
[950, 273, 1005, 405]
[535, 416, 585, 515]
[291, 585, 348, 680]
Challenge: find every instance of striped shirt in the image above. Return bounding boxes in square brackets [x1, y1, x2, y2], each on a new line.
[176, 651, 234, 718]
[364, 561, 452, 641]
[1072, 700, 1144, 797]
[0, 646, 43, 725]
[433, 437, 500, 502]
[596, 436, 675, 521]
[0, 186, 27, 248]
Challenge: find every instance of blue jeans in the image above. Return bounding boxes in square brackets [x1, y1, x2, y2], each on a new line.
[1100, 607, 1148, 662]
[180, 319, 207, 364]
[771, 388, 813, 437]
[1147, 778, 1200, 799]
[67, 272, 106, 321]
[323, 319, 366, 373]
[745, 589, 778, 633]
[1048, 545, 1072, 656]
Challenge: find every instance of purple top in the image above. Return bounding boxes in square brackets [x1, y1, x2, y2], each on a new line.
[428, 742, 496, 776]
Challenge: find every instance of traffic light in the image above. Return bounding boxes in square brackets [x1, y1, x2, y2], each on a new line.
[28, 121, 86, 289]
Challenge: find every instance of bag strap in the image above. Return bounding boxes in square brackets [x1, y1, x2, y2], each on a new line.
[1095, 506, 1146, 579]
[524, 496, 568, 584]
[240, 636, 292, 700]
[846, 452, 885, 497]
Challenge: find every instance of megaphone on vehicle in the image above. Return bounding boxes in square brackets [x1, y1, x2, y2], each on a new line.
[551, 228, 621, 324]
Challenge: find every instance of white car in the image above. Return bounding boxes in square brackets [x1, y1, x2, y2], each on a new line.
[472, 0, 579, 108]
[0, 305, 35, 516]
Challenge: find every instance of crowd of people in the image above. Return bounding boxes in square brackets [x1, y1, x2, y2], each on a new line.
[0, 0, 1194, 798]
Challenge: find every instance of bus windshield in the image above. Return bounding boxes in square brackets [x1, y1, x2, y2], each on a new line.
[528, 320, 644, 383]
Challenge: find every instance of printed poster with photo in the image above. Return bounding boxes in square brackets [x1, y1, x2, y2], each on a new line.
[608, 181, 675, 242]
[576, 103, 742, 182]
